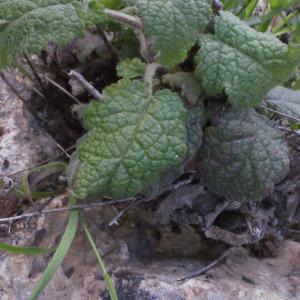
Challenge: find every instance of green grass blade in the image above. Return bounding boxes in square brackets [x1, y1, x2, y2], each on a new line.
[294, 77, 300, 90]
[223, 0, 239, 10]
[259, 0, 299, 32]
[244, 0, 259, 19]
[0, 243, 54, 256]
[82, 220, 118, 300]
[28, 195, 79, 300]
[14, 161, 67, 201]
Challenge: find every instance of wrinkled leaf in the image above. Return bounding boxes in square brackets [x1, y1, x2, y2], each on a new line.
[195, 11, 300, 108]
[0, 0, 105, 69]
[186, 106, 206, 153]
[265, 86, 300, 120]
[68, 79, 189, 199]
[138, 0, 212, 66]
[117, 57, 146, 79]
[200, 109, 289, 201]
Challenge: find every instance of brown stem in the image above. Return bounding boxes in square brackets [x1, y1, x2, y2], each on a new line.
[69, 70, 102, 100]
[0, 72, 28, 103]
[104, 8, 143, 30]
[104, 8, 155, 64]
[23, 52, 45, 90]
[0, 197, 136, 223]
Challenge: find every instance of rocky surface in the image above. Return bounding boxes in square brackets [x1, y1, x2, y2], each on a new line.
[0, 197, 299, 300]
[0, 73, 58, 180]
[0, 72, 300, 300]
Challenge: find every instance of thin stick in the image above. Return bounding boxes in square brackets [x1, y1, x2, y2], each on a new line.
[260, 105, 300, 123]
[278, 126, 300, 136]
[104, 8, 143, 30]
[16, 63, 46, 99]
[29, 85, 46, 99]
[44, 132, 71, 159]
[0, 198, 136, 223]
[109, 198, 138, 226]
[40, 73, 81, 104]
[0, 72, 28, 104]
[137, 30, 155, 64]
[177, 247, 233, 281]
[104, 8, 154, 64]
[69, 70, 102, 100]
[23, 52, 45, 90]
[0, 145, 75, 178]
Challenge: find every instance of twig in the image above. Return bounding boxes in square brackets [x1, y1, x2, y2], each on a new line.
[137, 30, 155, 64]
[104, 8, 154, 64]
[39, 73, 81, 104]
[23, 52, 45, 90]
[177, 247, 233, 281]
[278, 126, 300, 136]
[0, 198, 136, 223]
[69, 70, 102, 100]
[44, 132, 71, 159]
[109, 198, 138, 226]
[260, 105, 300, 123]
[104, 8, 143, 30]
[0, 145, 75, 178]
[0, 72, 28, 104]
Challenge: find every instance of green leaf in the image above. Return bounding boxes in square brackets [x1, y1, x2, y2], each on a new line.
[14, 161, 67, 200]
[294, 19, 300, 43]
[0, 0, 105, 69]
[0, 243, 54, 256]
[68, 79, 189, 199]
[29, 196, 79, 300]
[162, 72, 205, 106]
[138, 0, 212, 66]
[265, 86, 300, 120]
[258, 0, 300, 32]
[244, 0, 259, 19]
[162, 72, 207, 152]
[186, 106, 206, 153]
[294, 77, 300, 90]
[82, 220, 118, 300]
[195, 11, 300, 108]
[199, 109, 289, 201]
[101, 0, 122, 9]
[116, 57, 146, 79]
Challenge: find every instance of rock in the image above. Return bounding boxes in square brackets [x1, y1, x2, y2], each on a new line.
[0, 72, 58, 180]
[0, 72, 59, 216]
[0, 195, 299, 300]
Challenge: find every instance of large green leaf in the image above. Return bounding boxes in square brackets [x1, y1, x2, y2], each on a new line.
[68, 79, 189, 199]
[0, 0, 105, 69]
[199, 109, 289, 201]
[195, 11, 300, 108]
[138, 0, 212, 66]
